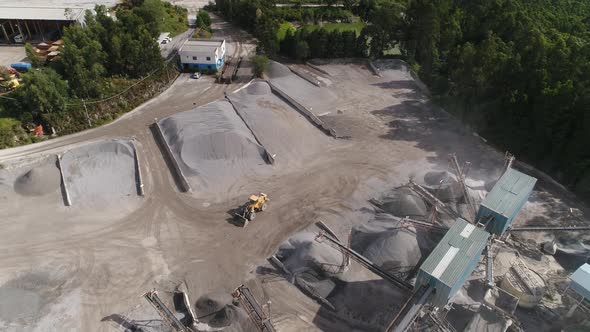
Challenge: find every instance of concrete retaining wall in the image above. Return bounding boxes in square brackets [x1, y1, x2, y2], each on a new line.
[131, 140, 145, 196]
[305, 61, 331, 76]
[57, 154, 72, 206]
[289, 66, 321, 87]
[266, 80, 339, 138]
[153, 120, 192, 192]
[225, 94, 276, 165]
[367, 60, 381, 77]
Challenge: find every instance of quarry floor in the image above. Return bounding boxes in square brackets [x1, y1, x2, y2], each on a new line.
[0, 23, 589, 332]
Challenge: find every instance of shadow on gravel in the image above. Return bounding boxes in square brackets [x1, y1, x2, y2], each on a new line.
[225, 206, 246, 227]
[149, 124, 187, 192]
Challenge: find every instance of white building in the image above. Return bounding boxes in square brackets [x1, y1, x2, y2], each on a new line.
[179, 39, 226, 71]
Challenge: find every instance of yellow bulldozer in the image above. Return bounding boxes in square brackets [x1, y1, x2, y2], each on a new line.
[235, 193, 269, 227]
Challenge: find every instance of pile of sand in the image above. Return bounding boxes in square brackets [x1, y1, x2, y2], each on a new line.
[266, 61, 337, 116]
[227, 81, 330, 165]
[424, 170, 454, 186]
[61, 139, 139, 207]
[13, 156, 61, 197]
[158, 100, 268, 191]
[351, 214, 442, 270]
[267, 61, 292, 79]
[277, 232, 345, 276]
[379, 187, 427, 218]
[195, 293, 239, 328]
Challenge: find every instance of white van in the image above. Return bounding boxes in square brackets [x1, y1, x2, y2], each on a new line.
[13, 34, 23, 43]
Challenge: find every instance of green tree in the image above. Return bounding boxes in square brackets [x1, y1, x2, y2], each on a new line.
[61, 24, 106, 98]
[17, 68, 68, 114]
[25, 44, 43, 68]
[251, 55, 269, 77]
[295, 40, 310, 60]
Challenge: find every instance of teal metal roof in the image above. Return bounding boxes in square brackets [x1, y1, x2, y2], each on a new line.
[571, 263, 590, 300]
[420, 218, 489, 287]
[480, 169, 537, 218]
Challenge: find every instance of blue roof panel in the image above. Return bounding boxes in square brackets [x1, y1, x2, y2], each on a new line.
[480, 169, 537, 218]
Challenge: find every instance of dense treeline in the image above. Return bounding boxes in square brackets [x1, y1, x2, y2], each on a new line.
[281, 28, 365, 59]
[214, 0, 590, 200]
[0, 0, 184, 146]
[396, 0, 590, 200]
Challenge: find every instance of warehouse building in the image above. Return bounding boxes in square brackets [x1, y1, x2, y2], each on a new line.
[179, 39, 226, 71]
[0, 6, 86, 44]
[416, 218, 490, 308]
[477, 168, 537, 236]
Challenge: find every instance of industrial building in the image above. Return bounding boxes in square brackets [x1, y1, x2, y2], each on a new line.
[569, 263, 590, 301]
[477, 168, 537, 236]
[416, 218, 490, 308]
[0, 6, 86, 44]
[179, 39, 226, 71]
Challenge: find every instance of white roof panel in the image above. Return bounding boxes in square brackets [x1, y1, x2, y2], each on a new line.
[0, 6, 85, 21]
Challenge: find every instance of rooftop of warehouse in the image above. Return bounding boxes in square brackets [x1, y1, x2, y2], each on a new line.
[420, 218, 489, 286]
[0, 6, 85, 21]
[570, 263, 590, 300]
[480, 168, 537, 218]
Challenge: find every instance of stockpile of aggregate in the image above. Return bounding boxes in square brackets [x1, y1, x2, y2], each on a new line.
[61, 139, 138, 206]
[157, 100, 268, 191]
[12, 156, 61, 197]
[266, 61, 337, 116]
[378, 187, 428, 218]
[351, 214, 441, 271]
[277, 232, 345, 276]
[195, 292, 239, 328]
[227, 81, 330, 164]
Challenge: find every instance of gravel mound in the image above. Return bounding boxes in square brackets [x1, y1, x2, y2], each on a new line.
[351, 214, 442, 270]
[195, 293, 238, 328]
[158, 100, 268, 191]
[424, 170, 454, 186]
[13, 157, 60, 196]
[277, 232, 345, 275]
[267, 61, 291, 78]
[246, 81, 271, 95]
[227, 81, 329, 165]
[61, 139, 138, 206]
[380, 187, 427, 217]
[267, 61, 337, 116]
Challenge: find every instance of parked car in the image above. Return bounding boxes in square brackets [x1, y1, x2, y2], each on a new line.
[191, 72, 201, 79]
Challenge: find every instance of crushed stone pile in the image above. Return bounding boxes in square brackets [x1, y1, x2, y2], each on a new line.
[266, 61, 337, 116]
[379, 187, 427, 218]
[61, 139, 138, 207]
[158, 100, 268, 191]
[424, 170, 455, 186]
[350, 214, 440, 270]
[13, 156, 60, 197]
[195, 293, 239, 328]
[277, 232, 345, 276]
[227, 81, 330, 165]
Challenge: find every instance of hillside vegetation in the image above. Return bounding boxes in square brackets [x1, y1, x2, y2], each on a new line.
[0, 0, 185, 147]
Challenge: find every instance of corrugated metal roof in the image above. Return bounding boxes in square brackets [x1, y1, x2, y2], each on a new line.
[420, 218, 489, 287]
[480, 169, 537, 218]
[180, 39, 224, 54]
[571, 263, 590, 299]
[0, 6, 85, 21]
